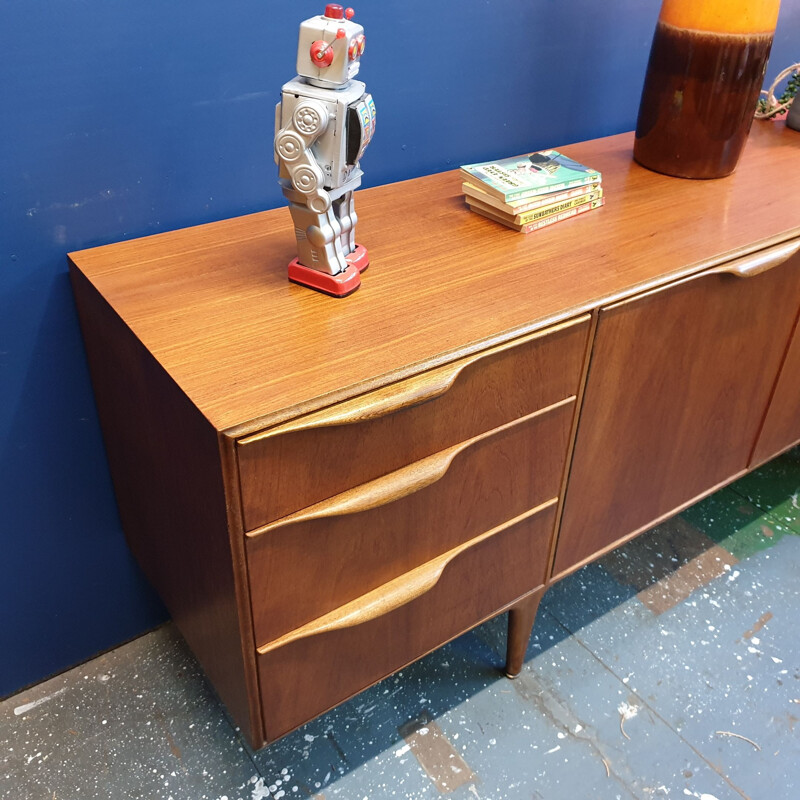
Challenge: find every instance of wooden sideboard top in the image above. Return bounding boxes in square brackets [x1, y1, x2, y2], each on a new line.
[69, 123, 800, 434]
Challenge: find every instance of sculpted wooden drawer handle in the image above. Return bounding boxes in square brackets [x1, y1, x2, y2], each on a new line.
[708, 238, 800, 279]
[245, 396, 574, 539]
[239, 318, 586, 443]
[255, 499, 557, 655]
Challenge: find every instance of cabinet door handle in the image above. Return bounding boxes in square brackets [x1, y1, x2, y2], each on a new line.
[239, 317, 587, 444]
[708, 238, 800, 279]
[246, 397, 574, 539]
[255, 500, 556, 655]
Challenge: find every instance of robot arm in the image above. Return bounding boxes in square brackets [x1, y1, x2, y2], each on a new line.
[275, 99, 332, 214]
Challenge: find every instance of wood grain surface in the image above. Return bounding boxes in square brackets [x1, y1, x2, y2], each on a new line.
[553, 252, 800, 577]
[257, 503, 557, 741]
[751, 255, 800, 466]
[69, 267, 262, 744]
[68, 124, 800, 433]
[237, 318, 587, 528]
[256, 501, 557, 656]
[246, 401, 572, 647]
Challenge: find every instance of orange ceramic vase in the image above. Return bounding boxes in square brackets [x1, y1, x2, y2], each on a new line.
[634, 0, 781, 178]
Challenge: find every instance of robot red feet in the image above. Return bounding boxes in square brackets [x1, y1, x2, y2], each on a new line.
[288, 244, 369, 297]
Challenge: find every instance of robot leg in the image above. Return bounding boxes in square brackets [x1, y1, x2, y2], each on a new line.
[284, 189, 362, 297]
[332, 190, 369, 273]
[332, 191, 357, 256]
[284, 193, 349, 276]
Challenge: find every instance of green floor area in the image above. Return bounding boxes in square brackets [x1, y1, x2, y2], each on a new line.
[684, 447, 800, 560]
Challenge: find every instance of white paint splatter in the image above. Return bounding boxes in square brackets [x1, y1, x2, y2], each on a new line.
[394, 744, 410, 757]
[546, 745, 561, 754]
[14, 688, 67, 716]
[250, 778, 271, 800]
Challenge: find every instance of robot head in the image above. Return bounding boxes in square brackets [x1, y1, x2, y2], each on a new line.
[296, 4, 366, 88]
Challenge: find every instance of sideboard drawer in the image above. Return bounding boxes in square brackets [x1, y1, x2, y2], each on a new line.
[256, 501, 557, 740]
[247, 398, 573, 647]
[237, 315, 589, 530]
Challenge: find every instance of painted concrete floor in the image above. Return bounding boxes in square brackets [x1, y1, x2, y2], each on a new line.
[3, 448, 799, 800]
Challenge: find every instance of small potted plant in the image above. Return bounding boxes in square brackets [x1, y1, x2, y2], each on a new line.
[756, 63, 800, 130]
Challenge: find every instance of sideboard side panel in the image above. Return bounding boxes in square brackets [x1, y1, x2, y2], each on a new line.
[69, 264, 260, 744]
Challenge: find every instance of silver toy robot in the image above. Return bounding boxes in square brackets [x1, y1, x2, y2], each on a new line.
[275, 4, 376, 296]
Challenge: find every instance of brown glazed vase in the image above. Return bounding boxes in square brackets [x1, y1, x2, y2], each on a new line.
[634, 0, 781, 179]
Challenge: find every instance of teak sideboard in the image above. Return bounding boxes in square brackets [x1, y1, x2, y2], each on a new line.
[69, 124, 800, 749]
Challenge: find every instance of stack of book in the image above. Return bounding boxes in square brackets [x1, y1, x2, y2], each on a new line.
[460, 149, 603, 233]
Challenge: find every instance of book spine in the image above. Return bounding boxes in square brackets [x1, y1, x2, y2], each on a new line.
[462, 181, 601, 215]
[510, 183, 600, 213]
[515, 189, 603, 224]
[520, 198, 604, 233]
[505, 172, 601, 201]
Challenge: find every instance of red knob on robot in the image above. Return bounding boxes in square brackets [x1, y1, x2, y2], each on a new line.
[323, 4, 355, 19]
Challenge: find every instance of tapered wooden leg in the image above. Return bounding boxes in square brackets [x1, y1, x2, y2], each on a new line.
[505, 589, 544, 679]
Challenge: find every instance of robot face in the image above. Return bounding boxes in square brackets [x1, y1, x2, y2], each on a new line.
[296, 4, 365, 88]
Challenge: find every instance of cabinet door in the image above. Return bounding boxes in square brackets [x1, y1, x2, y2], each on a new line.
[554, 240, 800, 578]
[751, 290, 800, 466]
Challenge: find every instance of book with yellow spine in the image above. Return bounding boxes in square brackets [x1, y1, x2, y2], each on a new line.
[467, 188, 603, 226]
[469, 197, 605, 233]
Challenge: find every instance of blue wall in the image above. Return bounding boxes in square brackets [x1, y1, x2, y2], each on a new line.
[2, 0, 798, 696]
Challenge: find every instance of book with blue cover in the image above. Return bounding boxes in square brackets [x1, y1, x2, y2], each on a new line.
[460, 149, 601, 202]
